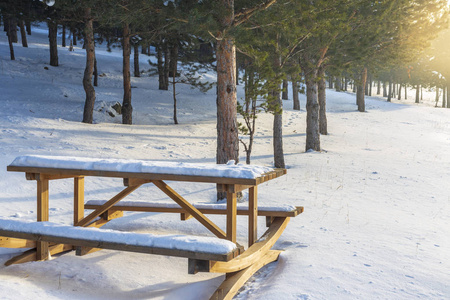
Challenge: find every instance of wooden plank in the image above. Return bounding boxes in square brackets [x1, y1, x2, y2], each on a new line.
[210, 250, 281, 300]
[151, 180, 227, 240]
[226, 191, 237, 243]
[36, 177, 49, 261]
[84, 204, 304, 218]
[0, 228, 238, 262]
[209, 217, 289, 273]
[8, 166, 264, 186]
[4, 244, 73, 266]
[76, 184, 141, 227]
[0, 236, 36, 248]
[180, 213, 193, 221]
[74, 177, 84, 226]
[248, 186, 257, 247]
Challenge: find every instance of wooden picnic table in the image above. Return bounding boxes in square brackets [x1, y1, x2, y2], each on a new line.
[2, 155, 303, 299]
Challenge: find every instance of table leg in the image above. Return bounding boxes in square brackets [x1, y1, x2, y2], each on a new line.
[248, 186, 258, 247]
[37, 177, 49, 260]
[226, 191, 237, 243]
[74, 177, 85, 226]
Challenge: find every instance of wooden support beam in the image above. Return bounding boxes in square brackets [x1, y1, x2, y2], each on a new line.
[226, 191, 237, 243]
[210, 250, 282, 300]
[248, 186, 257, 247]
[0, 236, 36, 248]
[76, 184, 141, 227]
[5, 244, 73, 266]
[151, 180, 226, 240]
[74, 177, 84, 226]
[37, 177, 49, 261]
[180, 213, 193, 221]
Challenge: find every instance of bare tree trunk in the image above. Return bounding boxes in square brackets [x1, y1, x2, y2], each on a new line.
[62, 25, 66, 47]
[173, 60, 178, 125]
[328, 76, 334, 89]
[271, 54, 285, 168]
[442, 86, 446, 108]
[72, 29, 77, 45]
[25, 20, 31, 35]
[383, 81, 387, 97]
[387, 81, 392, 102]
[10, 18, 18, 43]
[292, 79, 300, 110]
[82, 8, 96, 124]
[415, 85, 420, 103]
[304, 68, 320, 151]
[134, 43, 140, 77]
[169, 42, 178, 78]
[318, 67, 327, 135]
[344, 77, 348, 91]
[357, 67, 366, 112]
[447, 83, 450, 108]
[157, 43, 165, 90]
[6, 18, 15, 60]
[122, 23, 132, 124]
[93, 56, 98, 87]
[163, 43, 170, 90]
[335, 76, 341, 92]
[404, 85, 407, 100]
[48, 21, 58, 66]
[282, 79, 288, 100]
[398, 83, 402, 100]
[19, 19, 28, 47]
[368, 74, 372, 96]
[377, 80, 381, 95]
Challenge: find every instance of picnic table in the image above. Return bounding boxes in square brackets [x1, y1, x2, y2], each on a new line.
[0, 155, 303, 299]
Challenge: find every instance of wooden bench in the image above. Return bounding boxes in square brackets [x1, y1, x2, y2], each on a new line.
[2, 155, 304, 300]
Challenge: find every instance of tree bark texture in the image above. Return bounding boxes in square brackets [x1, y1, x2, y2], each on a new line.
[157, 43, 165, 90]
[169, 43, 178, 78]
[6, 18, 15, 60]
[134, 44, 140, 77]
[383, 81, 387, 97]
[356, 67, 367, 112]
[48, 21, 58, 66]
[82, 8, 96, 124]
[318, 67, 327, 135]
[398, 83, 402, 100]
[377, 81, 381, 95]
[415, 85, 420, 103]
[25, 20, 31, 35]
[387, 81, 392, 102]
[335, 76, 341, 92]
[19, 20, 28, 47]
[282, 79, 288, 100]
[62, 25, 66, 47]
[292, 79, 300, 110]
[93, 56, 98, 87]
[304, 69, 320, 151]
[122, 23, 132, 124]
[10, 18, 18, 43]
[163, 43, 170, 89]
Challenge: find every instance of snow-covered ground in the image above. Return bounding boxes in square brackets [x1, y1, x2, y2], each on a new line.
[0, 25, 449, 300]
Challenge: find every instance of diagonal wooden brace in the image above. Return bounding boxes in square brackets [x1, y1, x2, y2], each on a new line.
[151, 180, 227, 240]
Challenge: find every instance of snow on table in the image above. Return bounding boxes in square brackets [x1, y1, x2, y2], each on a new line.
[0, 218, 237, 255]
[9, 155, 274, 179]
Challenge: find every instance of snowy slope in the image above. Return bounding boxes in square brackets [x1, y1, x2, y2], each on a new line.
[0, 25, 449, 300]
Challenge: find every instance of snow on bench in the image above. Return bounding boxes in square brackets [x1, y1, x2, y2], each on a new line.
[85, 200, 303, 217]
[0, 218, 239, 262]
[9, 155, 274, 179]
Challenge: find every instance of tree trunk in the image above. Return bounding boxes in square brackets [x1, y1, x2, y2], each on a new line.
[383, 81, 387, 97]
[398, 83, 402, 100]
[82, 8, 96, 124]
[447, 83, 450, 108]
[25, 20, 31, 35]
[93, 56, 98, 87]
[173, 59, 178, 125]
[271, 54, 285, 168]
[318, 67, 327, 135]
[19, 19, 28, 47]
[356, 67, 366, 112]
[169, 42, 178, 78]
[335, 76, 341, 92]
[134, 44, 140, 77]
[6, 18, 15, 60]
[163, 43, 170, 90]
[292, 79, 300, 110]
[157, 43, 165, 90]
[72, 29, 77, 45]
[405, 85, 407, 100]
[377, 80, 381, 95]
[282, 79, 288, 100]
[304, 68, 320, 151]
[328, 76, 333, 89]
[344, 77, 348, 91]
[387, 81, 392, 102]
[415, 85, 420, 103]
[10, 18, 18, 43]
[364, 76, 369, 96]
[442, 86, 446, 108]
[435, 87, 440, 107]
[62, 25, 66, 47]
[122, 23, 132, 125]
[368, 75, 372, 96]
[48, 21, 58, 66]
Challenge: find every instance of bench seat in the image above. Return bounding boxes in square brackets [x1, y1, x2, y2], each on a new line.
[85, 200, 303, 217]
[0, 218, 239, 262]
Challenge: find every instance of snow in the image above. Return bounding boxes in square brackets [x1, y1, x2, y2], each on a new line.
[9, 155, 274, 179]
[0, 218, 237, 255]
[1, 24, 449, 300]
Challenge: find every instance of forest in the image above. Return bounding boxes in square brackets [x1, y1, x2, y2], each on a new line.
[1, 0, 449, 174]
